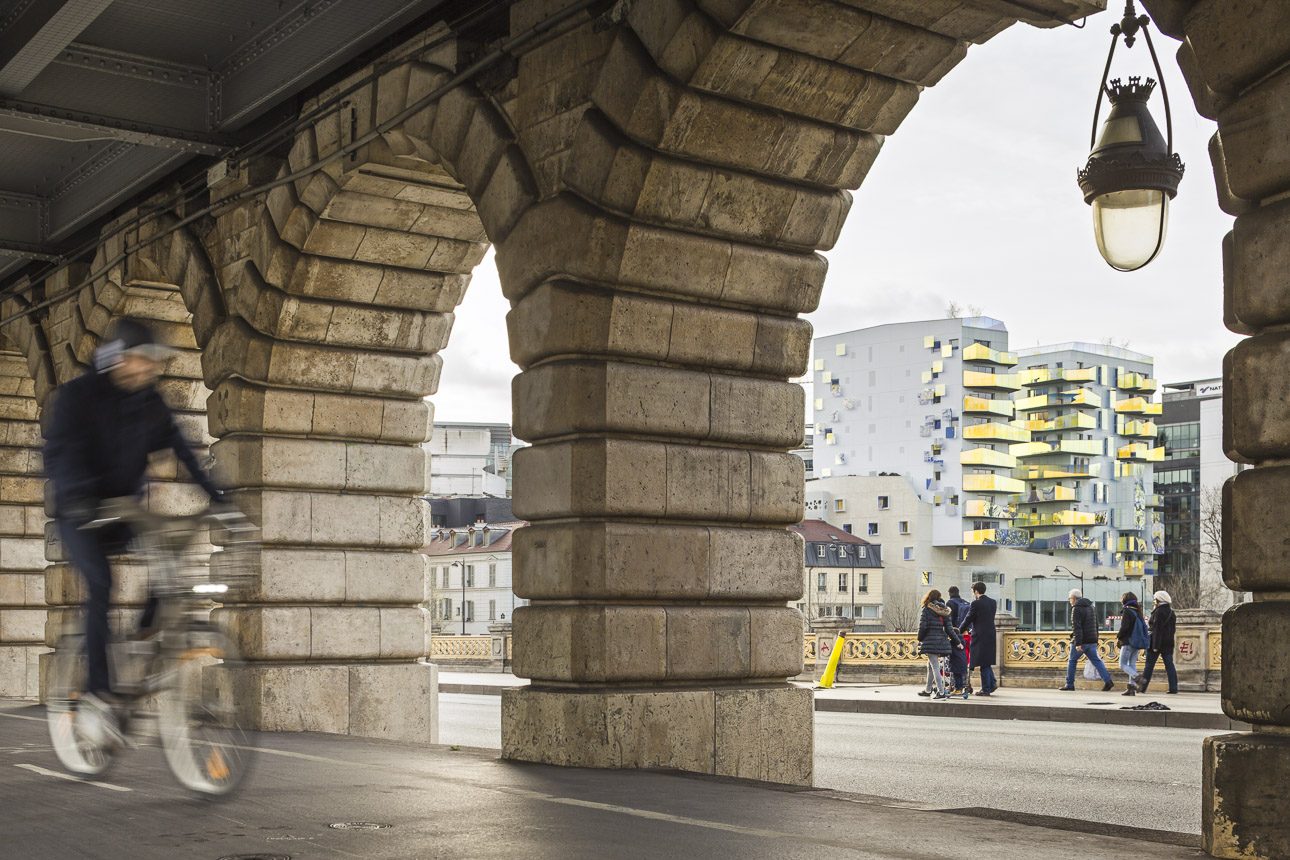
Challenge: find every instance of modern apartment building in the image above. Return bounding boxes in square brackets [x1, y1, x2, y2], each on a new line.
[426, 422, 517, 498]
[811, 320, 1165, 627]
[1154, 378, 1238, 609]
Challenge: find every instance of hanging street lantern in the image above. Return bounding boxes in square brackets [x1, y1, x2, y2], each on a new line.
[1077, 1, 1184, 272]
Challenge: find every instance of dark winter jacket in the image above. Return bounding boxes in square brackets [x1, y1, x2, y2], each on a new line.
[1149, 602, 1176, 652]
[959, 594, 998, 667]
[1117, 601, 1144, 648]
[1070, 597, 1099, 647]
[917, 601, 954, 656]
[947, 595, 971, 628]
[44, 367, 218, 520]
[947, 625, 968, 675]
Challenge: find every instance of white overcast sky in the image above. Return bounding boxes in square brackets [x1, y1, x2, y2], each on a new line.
[433, 17, 1237, 425]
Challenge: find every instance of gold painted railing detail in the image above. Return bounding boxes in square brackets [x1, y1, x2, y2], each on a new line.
[804, 637, 818, 664]
[838, 633, 922, 664]
[430, 636, 491, 659]
[1208, 631, 1222, 670]
[1003, 633, 1144, 667]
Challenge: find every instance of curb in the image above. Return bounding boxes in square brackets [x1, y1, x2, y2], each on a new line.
[440, 683, 1247, 730]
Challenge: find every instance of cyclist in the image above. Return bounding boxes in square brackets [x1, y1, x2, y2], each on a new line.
[43, 317, 221, 740]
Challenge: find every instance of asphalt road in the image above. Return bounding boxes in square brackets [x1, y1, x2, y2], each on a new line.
[439, 693, 1213, 835]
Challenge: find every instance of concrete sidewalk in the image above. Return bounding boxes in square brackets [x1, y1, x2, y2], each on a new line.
[438, 671, 1247, 731]
[0, 701, 1205, 859]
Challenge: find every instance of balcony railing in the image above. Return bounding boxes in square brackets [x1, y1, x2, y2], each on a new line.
[1117, 536, 1151, 553]
[1113, 397, 1163, 415]
[1016, 463, 1101, 480]
[1118, 372, 1158, 392]
[1116, 418, 1158, 437]
[1016, 367, 1098, 386]
[960, 448, 1017, 468]
[1014, 389, 1102, 411]
[1014, 510, 1100, 528]
[963, 499, 1017, 519]
[1010, 439, 1104, 458]
[964, 396, 1014, 417]
[962, 343, 1017, 365]
[962, 527, 1030, 546]
[963, 370, 1021, 390]
[1117, 443, 1165, 461]
[963, 422, 1030, 442]
[963, 473, 1026, 493]
[1013, 485, 1080, 503]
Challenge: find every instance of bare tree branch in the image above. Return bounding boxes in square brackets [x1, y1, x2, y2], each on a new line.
[883, 587, 923, 633]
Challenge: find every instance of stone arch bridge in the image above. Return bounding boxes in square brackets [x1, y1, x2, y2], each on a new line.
[0, 1, 1283, 856]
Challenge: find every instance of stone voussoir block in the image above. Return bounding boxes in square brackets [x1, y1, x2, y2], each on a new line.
[1222, 467, 1290, 591]
[207, 378, 431, 444]
[1220, 601, 1290, 726]
[211, 436, 428, 495]
[230, 488, 428, 549]
[1216, 66, 1290, 202]
[511, 438, 803, 523]
[1223, 334, 1290, 461]
[1225, 198, 1290, 330]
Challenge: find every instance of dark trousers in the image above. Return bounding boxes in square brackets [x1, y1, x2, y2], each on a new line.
[1143, 648, 1178, 692]
[58, 518, 146, 694]
[974, 664, 997, 693]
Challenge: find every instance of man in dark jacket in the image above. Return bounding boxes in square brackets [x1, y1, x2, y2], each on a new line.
[1139, 590, 1178, 693]
[945, 586, 971, 692]
[958, 581, 998, 696]
[1059, 588, 1113, 691]
[44, 318, 220, 733]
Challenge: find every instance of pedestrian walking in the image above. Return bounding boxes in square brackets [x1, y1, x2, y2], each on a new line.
[1058, 588, 1113, 691]
[958, 582, 998, 696]
[946, 586, 971, 693]
[1117, 591, 1150, 696]
[1138, 590, 1179, 694]
[916, 589, 953, 699]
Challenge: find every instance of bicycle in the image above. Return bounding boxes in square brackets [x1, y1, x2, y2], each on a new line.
[44, 496, 259, 798]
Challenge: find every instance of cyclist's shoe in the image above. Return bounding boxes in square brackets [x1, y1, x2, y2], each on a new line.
[80, 692, 127, 750]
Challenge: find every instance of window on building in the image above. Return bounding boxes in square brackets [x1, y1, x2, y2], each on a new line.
[877, 496, 889, 510]
[489, 600, 496, 621]
[838, 573, 848, 591]
[442, 598, 452, 620]
[903, 547, 914, 561]
[868, 523, 879, 535]
[857, 546, 867, 558]
[843, 524, 852, 533]
[857, 573, 868, 593]
[957, 548, 969, 561]
[817, 572, 827, 592]
[441, 567, 449, 589]
[816, 544, 828, 559]
[861, 604, 881, 619]
[834, 499, 846, 512]
[465, 565, 475, 587]
[489, 563, 497, 587]
[837, 545, 848, 557]
[899, 521, 910, 534]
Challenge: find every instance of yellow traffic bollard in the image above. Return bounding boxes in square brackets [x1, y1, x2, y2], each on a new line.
[816, 632, 846, 689]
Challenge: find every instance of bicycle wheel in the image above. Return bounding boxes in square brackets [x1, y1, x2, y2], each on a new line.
[45, 634, 115, 777]
[158, 624, 253, 797]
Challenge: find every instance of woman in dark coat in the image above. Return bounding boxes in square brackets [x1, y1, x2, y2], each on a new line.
[958, 582, 998, 696]
[1116, 592, 1147, 696]
[1139, 590, 1178, 693]
[917, 589, 953, 699]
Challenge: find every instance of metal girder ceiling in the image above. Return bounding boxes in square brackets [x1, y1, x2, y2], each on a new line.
[0, 0, 446, 280]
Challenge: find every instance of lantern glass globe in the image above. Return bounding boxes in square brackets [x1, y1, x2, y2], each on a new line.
[1091, 189, 1169, 271]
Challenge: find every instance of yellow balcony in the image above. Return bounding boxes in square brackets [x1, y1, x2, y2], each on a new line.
[961, 448, 1017, 468]
[1118, 372, 1158, 393]
[963, 474, 1026, 493]
[1147, 493, 1164, 508]
[1013, 413, 1098, 433]
[1117, 536, 1150, 553]
[1115, 462, 1146, 479]
[1114, 397, 1163, 415]
[1016, 464, 1101, 480]
[1117, 418, 1158, 438]
[1013, 485, 1080, 504]
[962, 529, 998, 545]
[1015, 389, 1102, 411]
[963, 371, 1021, 391]
[964, 499, 1017, 519]
[1014, 510, 1099, 528]
[962, 343, 1017, 365]
[964, 396, 1014, 418]
[1117, 443, 1165, 461]
[1009, 439, 1104, 458]
[1017, 367, 1098, 386]
[963, 422, 1031, 443]
[1123, 559, 1146, 577]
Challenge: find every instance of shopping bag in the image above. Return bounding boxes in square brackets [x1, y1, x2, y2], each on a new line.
[1083, 657, 1100, 680]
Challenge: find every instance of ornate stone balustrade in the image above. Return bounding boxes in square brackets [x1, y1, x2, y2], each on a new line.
[430, 636, 491, 660]
[1003, 633, 1143, 667]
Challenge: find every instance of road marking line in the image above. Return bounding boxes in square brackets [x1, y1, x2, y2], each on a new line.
[0, 711, 45, 723]
[15, 763, 132, 792]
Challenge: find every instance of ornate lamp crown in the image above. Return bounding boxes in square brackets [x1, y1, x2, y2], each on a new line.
[1106, 76, 1156, 103]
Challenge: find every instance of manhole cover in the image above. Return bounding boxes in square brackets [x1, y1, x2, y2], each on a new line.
[328, 822, 392, 831]
[217, 855, 291, 860]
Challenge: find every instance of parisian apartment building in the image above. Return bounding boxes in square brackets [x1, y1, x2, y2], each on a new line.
[810, 317, 1166, 630]
[789, 519, 883, 624]
[421, 521, 527, 636]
